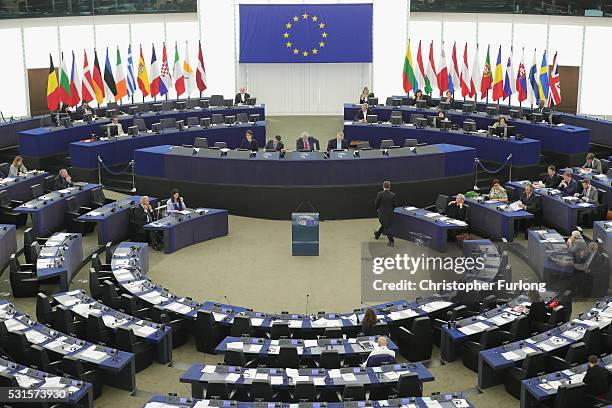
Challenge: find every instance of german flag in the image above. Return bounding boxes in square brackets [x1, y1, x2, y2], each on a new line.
[46, 54, 60, 111]
[92, 49, 105, 104]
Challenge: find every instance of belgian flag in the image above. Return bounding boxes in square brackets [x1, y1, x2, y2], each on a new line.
[46, 54, 60, 111]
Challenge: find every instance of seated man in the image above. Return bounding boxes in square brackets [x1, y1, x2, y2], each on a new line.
[583, 355, 610, 399]
[234, 86, 250, 105]
[54, 169, 73, 190]
[354, 103, 371, 122]
[541, 165, 562, 189]
[296, 131, 319, 151]
[566, 230, 588, 263]
[574, 242, 607, 297]
[446, 194, 469, 240]
[74, 100, 93, 120]
[517, 183, 542, 238]
[364, 336, 396, 367]
[239, 129, 259, 152]
[558, 172, 578, 195]
[576, 179, 598, 204]
[265, 135, 284, 151]
[133, 196, 162, 251]
[582, 153, 603, 173]
[327, 131, 349, 151]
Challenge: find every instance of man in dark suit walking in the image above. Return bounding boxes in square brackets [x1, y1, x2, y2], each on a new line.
[374, 180, 397, 247]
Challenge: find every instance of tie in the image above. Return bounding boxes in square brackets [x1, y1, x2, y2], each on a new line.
[337, 140, 341, 149]
[304, 139, 309, 150]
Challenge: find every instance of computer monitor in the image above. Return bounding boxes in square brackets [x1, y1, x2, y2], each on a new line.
[390, 116, 402, 126]
[127, 106, 138, 116]
[439, 101, 451, 111]
[60, 116, 71, 128]
[176, 120, 185, 131]
[152, 122, 162, 133]
[486, 105, 499, 117]
[415, 117, 428, 129]
[531, 112, 542, 123]
[200, 99, 210, 109]
[462, 103, 475, 113]
[101, 124, 119, 137]
[249, 114, 260, 123]
[509, 108, 523, 119]
[200, 117, 211, 128]
[105, 109, 117, 118]
[223, 99, 234, 108]
[83, 113, 93, 123]
[246, 97, 257, 106]
[225, 115, 236, 126]
[152, 103, 162, 113]
[439, 119, 451, 131]
[186, 99, 200, 109]
[391, 98, 401, 108]
[487, 125, 495, 136]
[366, 114, 377, 124]
[176, 101, 186, 111]
[415, 99, 427, 109]
[128, 126, 139, 136]
[367, 97, 378, 106]
[496, 125, 515, 138]
[462, 120, 476, 133]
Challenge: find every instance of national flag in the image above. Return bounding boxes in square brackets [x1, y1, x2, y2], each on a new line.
[115, 47, 127, 101]
[527, 49, 539, 105]
[103, 48, 117, 102]
[492, 45, 504, 101]
[469, 44, 480, 99]
[425, 41, 437, 95]
[196, 40, 207, 93]
[548, 51, 561, 107]
[173, 43, 185, 97]
[402, 39, 417, 94]
[503, 47, 516, 100]
[137, 45, 150, 97]
[437, 44, 448, 95]
[516, 48, 528, 103]
[183, 42, 196, 96]
[150, 44, 161, 97]
[81, 51, 95, 103]
[480, 44, 492, 99]
[92, 50, 105, 104]
[59, 53, 72, 106]
[160, 43, 172, 96]
[69, 51, 81, 107]
[414, 40, 426, 93]
[46, 54, 60, 111]
[538, 50, 550, 103]
[450, 42, 460, 95]
[126, 45, 136, 97]
[460, 43, 470, 98]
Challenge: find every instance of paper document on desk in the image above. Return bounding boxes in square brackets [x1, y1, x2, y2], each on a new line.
[25, 330, 49, 344]
[164, 302, 191, 315]
[506, 201, 523, 212]
[403, 206, 417, 211]
[226, 342, 243, 350]
[388, 309, 419, 321]
[250, 318, 264, 326]
[224, 373, 240, 383]
[341, 373, 357, 382]
[5, 318, 28, 332]
[501, 351, 521, 361]
[134, 325, 157, 337]
[578, 202, 595, 207]
[247, 344, 262, 353]
[37, 259, 57, 269]
[201, 365, 216, 373]
[14, 374, 40, 388]
[304, 340, 318, 348]
[452, 400, 470, 408]
[78, 346, 108, 363]
[424, 212, 440, 218]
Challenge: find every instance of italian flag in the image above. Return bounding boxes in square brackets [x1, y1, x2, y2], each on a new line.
[402, 39, 417, 94]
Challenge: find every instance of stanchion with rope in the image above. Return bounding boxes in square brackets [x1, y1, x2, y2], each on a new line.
[473, 154, 513, 190]
[97, 156, 137, 192]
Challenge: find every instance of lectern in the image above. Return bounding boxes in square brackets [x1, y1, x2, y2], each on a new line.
[291, 212, 319, 256]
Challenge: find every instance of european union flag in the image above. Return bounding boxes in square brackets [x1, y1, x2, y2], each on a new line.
[239, 4, 372, 63]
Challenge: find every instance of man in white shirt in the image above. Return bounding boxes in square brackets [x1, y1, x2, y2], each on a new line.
[364, 336, 396, 367]
[234, 86, 250, 105]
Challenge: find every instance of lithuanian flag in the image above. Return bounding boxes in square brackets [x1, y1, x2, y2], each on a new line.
[402, 39, 417, 94]
[46, 54, 60, 111]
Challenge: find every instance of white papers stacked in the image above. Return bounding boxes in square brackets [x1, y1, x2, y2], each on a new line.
[25, 330, 49, 344]
[388, 309, 419, 321]
[5, 318, 28, 332]
[225, 373, 240, 383]
[14, 374, 40, 388]
[78, 346, 108, 363]
[227, 342, 243, 350]
[134, 325, 157, 337]
[458, 322, 489, 335]
[341, 373, 357, 382]
[164, 302, 192, 315]
[201, 365, 216, 373]
[36, 259, 57, 269]
[419, 301, 453, 313]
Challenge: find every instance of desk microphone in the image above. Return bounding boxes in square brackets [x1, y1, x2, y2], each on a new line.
[305, 293, 310, 315]
[360, 301, 376, 308]
[224, 295, 232, 306]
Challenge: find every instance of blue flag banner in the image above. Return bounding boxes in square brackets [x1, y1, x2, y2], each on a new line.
[239, 4, 373, 63]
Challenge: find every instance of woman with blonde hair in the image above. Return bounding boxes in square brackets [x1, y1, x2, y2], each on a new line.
[9, 156, 27, 177]
[360, 86, 370, 104]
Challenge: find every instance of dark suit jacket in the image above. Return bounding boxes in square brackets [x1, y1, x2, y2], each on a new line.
[446, 202, 468, 222]
[542, 173, 562, 189]
[359, 97, 367, 104]
[375, 190, 396, 226]
[296, 137, 319, 151]
[239, 138, 259, 152]
[74, 106, 92, 120]
[234, 92, 250, 105]
[354, 109, 371, 121]
[54, 175, 73, 191]
[520, 191, 542, 215]
[560, 179, 579, 196]
[584, 364, 610, 396]
[265, 140, 284, 151]
[327, 138, 349, 151]
[133, 205, 156, 228]
[587, 251, 606, 273]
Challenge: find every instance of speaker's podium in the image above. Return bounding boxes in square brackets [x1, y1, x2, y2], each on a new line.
[291, 212, 319, 256]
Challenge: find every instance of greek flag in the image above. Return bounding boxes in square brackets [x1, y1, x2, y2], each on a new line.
[126, 45, 136, 97]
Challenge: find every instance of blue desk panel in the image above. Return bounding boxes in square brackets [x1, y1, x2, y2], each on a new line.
[462, 196, 534, 241]
[0, 225, 17, 273]
[559, 113, 612, 148]
[20, 105, 265, 158]
[35, 232, 83, 291]
[0, 172, 49, 202]
[0, 116, 46, 149]
[70, 122, 267, 169]
[561, 167, 612, 209]
[344, 104, 589, 155]
[593, 221, 612, 257]
[343, 122, 540, 166]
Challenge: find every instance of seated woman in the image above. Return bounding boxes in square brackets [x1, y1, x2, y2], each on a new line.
[487, 179, 508, 202]
[434, 110, 447, 128]
[492, 115, 508, 128]
[359, 86, 370, 104]
[166, 189, 187, 214]
[9, 156, 27, 177]
[446, 194, 469, 240]
[413, 89, 424, 102]
[441, 90, 453, 104]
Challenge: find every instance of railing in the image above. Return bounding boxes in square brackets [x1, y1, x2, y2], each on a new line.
[411, 0, 609, 17]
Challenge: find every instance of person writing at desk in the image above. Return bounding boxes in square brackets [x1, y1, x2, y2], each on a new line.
[517, 183, 542, 238]
[583, 355, 610, 399]
[576, 179, 599, 204]
[9, 156, 27, 177]
[359, 87, 370, 104]
[354, 103, 371, 122]
[361, 308, 378, 335]
[582, 153, 603, 173]
[134, 196, 162, 251]
[239, 129, 259, 152]
[74, 100, 92, 120]
[558, 172, 578, 195]
[109, 115, 125, 135]
[327, 131, 349, 151]
[296, 131, 319, 151]
[54, 169, 73, 190]
[166, 189, 186, 214]
[541, 165, 562, 188]
[487, 179, 508, 202]
[265, 135, 284, 152]
[364, 336, 396, 367]
[234, 86, 250, 105]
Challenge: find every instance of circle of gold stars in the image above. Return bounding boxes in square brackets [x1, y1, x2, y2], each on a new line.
[283, 12, 327, 58]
